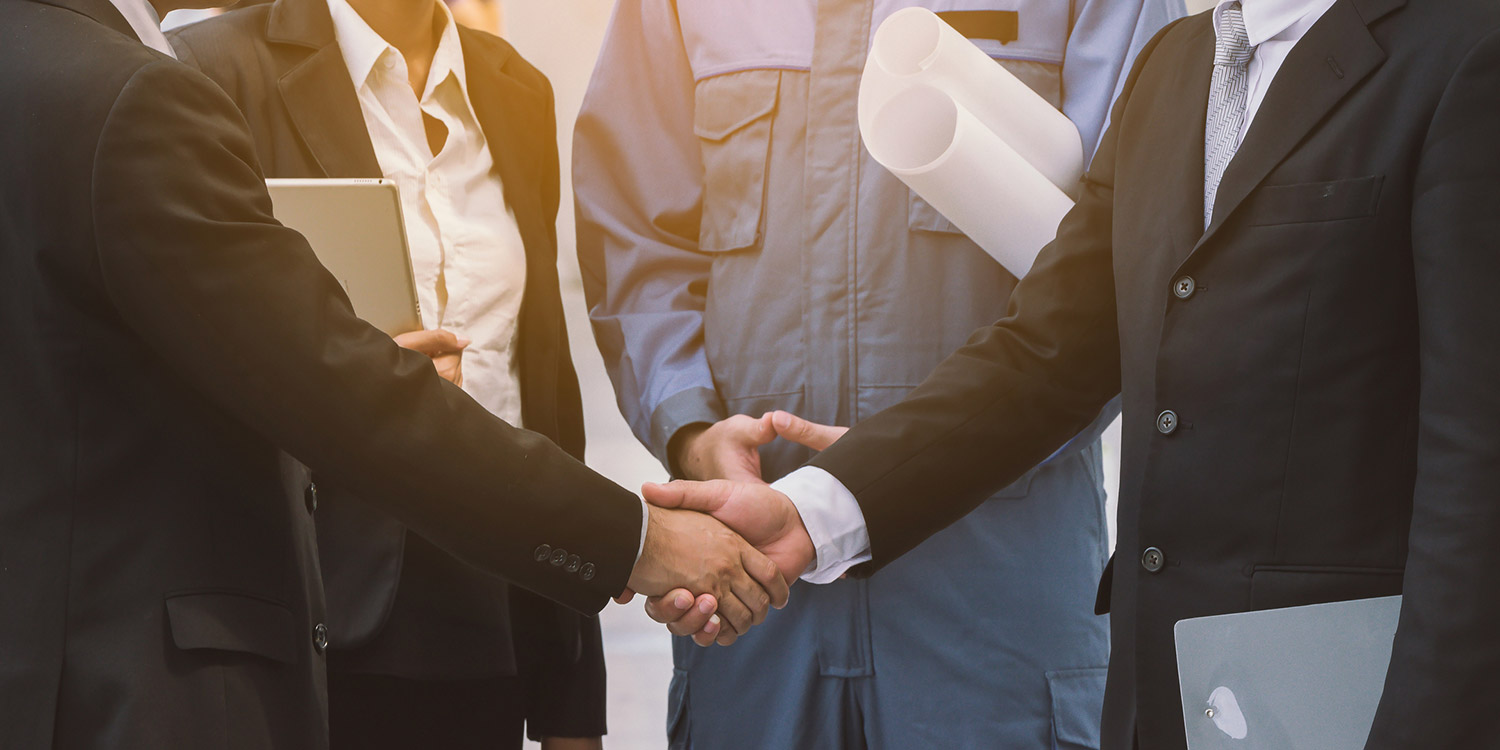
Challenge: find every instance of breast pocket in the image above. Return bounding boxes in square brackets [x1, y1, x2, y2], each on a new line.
[694, 69, 781, 253]
[1240, 175, 1385, 227]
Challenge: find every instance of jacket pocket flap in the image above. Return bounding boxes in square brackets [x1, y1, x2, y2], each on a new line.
[166, 591, 298, 664]
[693, 70, 781, 141]
[1249, 565, 1404, 611]
[1242, 175, 1383, 226]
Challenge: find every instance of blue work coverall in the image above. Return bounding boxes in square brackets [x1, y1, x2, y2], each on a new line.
[574, 0, 1183, 747]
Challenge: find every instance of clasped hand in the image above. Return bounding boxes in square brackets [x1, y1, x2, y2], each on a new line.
[624, 411, 845, 646]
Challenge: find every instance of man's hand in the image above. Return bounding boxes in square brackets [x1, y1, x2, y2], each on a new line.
[627, 504, 789, 645]
[639, 479, 815, 645]
[393, 328, 470, 386]
[769, 410, 849, 451]
[670, 414, 776, 482]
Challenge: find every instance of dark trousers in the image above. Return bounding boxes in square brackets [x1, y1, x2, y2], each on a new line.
[327, 671, 526, 750]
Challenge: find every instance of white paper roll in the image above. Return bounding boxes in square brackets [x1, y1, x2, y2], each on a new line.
[863, 84, 1074, 278]
[859, 6, 1084, 194]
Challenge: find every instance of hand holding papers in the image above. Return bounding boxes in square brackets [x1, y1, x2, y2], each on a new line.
[858, 8, 1083, 277]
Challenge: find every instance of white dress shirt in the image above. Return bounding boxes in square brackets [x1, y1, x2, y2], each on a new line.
[327, 0, 527, 427]
[107, 0, 175, 57]
[782, 0, 1340, 583]
[325, 0, 650, 557]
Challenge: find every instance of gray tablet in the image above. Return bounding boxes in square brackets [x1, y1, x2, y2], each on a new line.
[265, 178, 421, 336]
[1175, 595, 1402, 750]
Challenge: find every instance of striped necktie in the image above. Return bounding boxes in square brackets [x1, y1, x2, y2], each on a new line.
[1204, 2, 1256, 229]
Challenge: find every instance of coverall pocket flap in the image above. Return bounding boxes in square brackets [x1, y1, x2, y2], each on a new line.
[693, 69, 780, 140]
[1047, 666, 1108, 750]
[694, 70, 781, 253]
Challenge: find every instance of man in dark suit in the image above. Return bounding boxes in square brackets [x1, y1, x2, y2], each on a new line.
[0, 0, 788, 746]
[644, 0, 1500, 748]
[167, 0, 608, 746]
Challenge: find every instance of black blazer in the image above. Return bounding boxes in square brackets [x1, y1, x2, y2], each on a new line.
[0, 0, 638, 746]
[810, 1, 1500, 749]
[168, 0, 604, 734]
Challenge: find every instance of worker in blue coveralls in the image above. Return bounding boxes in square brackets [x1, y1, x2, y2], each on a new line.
[574, 0, 1183, 747]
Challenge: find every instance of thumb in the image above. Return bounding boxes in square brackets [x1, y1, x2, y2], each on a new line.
[641, 479, 733, 514]
[771, 411, 849, 452]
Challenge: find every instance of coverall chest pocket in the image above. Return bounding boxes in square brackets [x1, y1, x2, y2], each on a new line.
[694, 69, 781, 253]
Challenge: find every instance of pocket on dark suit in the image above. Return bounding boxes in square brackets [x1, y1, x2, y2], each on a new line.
[1241, 174, 1384, 227]
[1248, 564, 1404, 611]
[166, 590, 299, 664]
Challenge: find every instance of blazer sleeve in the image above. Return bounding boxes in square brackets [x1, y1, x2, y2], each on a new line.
[572, 0, 726, 471]
[88, 59, 642, 614]
[808, 21, 1183, 573]
[1366, 27, 1500, 750]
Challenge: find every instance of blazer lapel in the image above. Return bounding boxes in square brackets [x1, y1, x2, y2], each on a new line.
[459, 29, 543, 220]
[1150, 20, 1216, 274]
[267, 0, 382, 178]
[1189, 0, 1393, 257]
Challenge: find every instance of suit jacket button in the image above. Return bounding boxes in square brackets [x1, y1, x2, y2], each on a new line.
[534, 544, 552, 562]
[580, 563, 596, 582]
[1173, 276, 1196, 299]
[1141, 547, 1165, 573]
[304, 483, 318, 514]
[1156, 410, 1179, 435]
[313, 623, 329, 654]
[551, 549, 568, 567]
[565, 554, 582, 573]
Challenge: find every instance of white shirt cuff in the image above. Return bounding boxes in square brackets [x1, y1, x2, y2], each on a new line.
[771, 466, 871, 584]
[637, 497, 650, 562]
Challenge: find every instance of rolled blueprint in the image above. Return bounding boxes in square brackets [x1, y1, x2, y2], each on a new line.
[863, 84, 1074, 277]
[859, 6, 1084, 194]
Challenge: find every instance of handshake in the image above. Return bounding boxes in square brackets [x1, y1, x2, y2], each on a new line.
[621, 411, 848, 646]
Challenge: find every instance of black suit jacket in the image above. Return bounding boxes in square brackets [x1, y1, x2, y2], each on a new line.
[811, 2, 1500, 749]
[0, 0, 638, 746]
[168, 0, 604, 735]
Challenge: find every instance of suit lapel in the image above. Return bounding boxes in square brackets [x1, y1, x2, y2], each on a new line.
[267, 0, 382, 178]
[459, 28, 540, 220]
[1151, 20, 1216, 274]
[1188, 0, 1388, 257]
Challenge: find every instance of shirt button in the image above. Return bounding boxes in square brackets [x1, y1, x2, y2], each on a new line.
[1141, 547, 1166, 573]
[580, 563, 596, 582]
[1156, 410, 1179, 435]
[565, 554, 582, 574]
[550, 549, 568, 567]
[304, 482, 318, 514]
[533, 544, 551, 562]
[1173, 276, 1197, 300]
[313, 623, 329, 654]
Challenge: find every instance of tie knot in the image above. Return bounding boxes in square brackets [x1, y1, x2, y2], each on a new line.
[1214, 3, 1254, 67]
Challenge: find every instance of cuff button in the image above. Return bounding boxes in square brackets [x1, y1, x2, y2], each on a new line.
[534, 544, 552, 562]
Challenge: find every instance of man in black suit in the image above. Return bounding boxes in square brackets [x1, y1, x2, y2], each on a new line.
[167, 0, 608, 746]
[644, 0, 1500, 748]
[0, 0, 788, 746]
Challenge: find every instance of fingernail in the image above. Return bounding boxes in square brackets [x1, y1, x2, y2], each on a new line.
[706, 614, 721, 632]
[698, 597, 715, 614]
[773, 411, 791, 429]
[674, 592, 691, 610]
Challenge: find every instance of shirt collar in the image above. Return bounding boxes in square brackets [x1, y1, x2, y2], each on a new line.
[107, 0, 176, 58]
[1213, 0, 1330, 47]
[325, 0, 467, 100]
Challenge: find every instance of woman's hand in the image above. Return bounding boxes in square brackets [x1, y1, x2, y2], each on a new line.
[393, 329, 470, 386]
